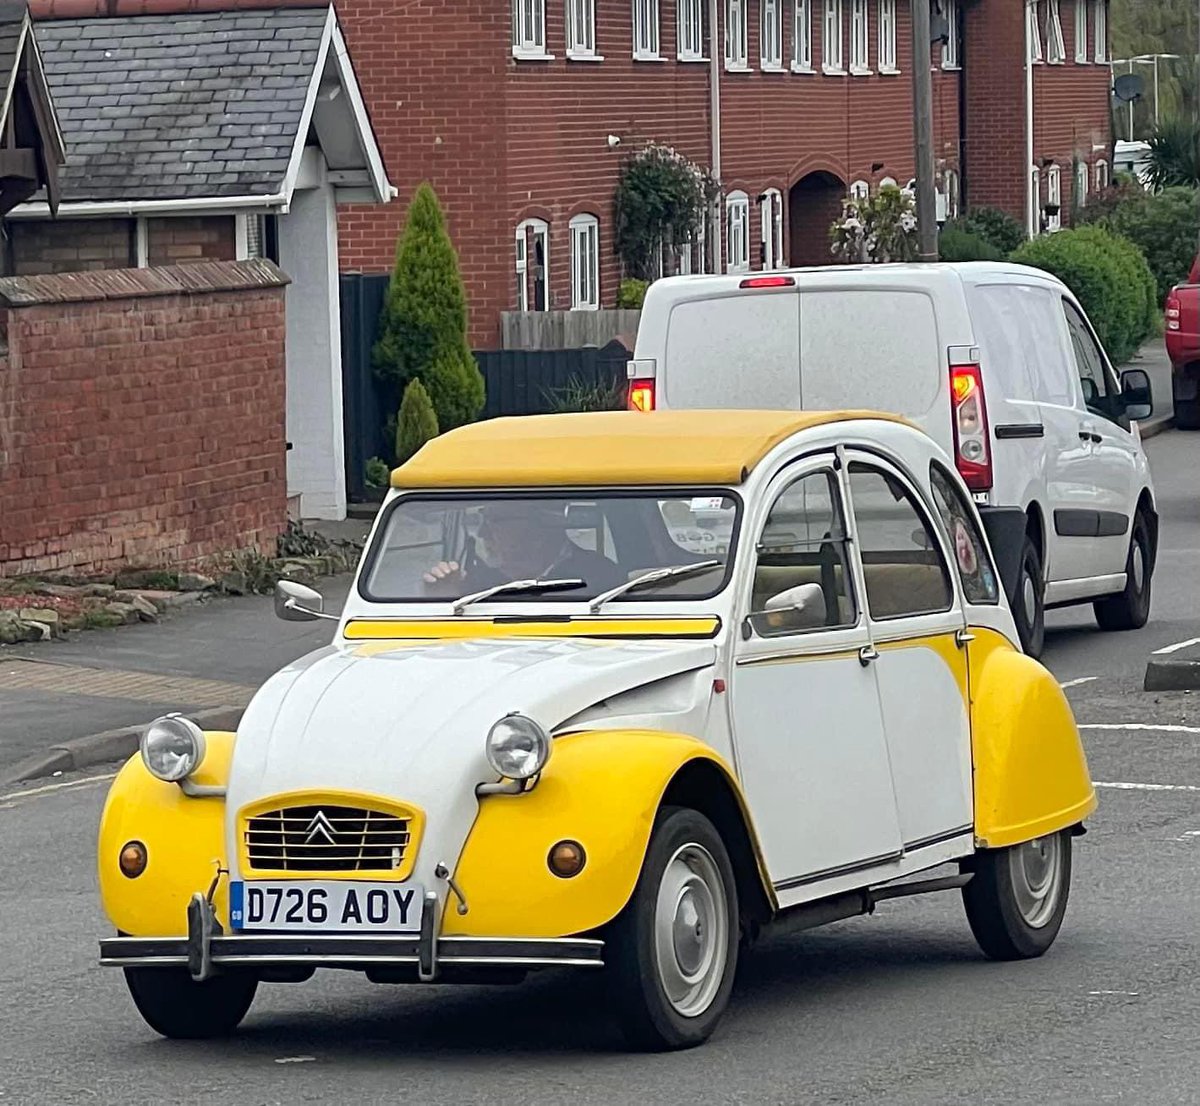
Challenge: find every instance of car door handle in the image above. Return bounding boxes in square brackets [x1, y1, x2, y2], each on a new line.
[858, 645, 879, 667]
[1078, 430, 1102, 444]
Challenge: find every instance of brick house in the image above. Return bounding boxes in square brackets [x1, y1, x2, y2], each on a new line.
[11, 4, 391, 520]
[328, 0, 1113, 349]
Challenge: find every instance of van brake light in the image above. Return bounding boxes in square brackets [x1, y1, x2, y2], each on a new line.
[739, 275, 795, 289]
[950, 363, 992, 492]
[628, 379, 656, 412]
[1166, 291, 1181, 330]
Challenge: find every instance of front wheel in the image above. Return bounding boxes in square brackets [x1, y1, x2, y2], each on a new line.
[1094, 509, 1153, 632]
[124, 967, 258, 1039]
[605, 807, 739, 1051]
[1013, 534, 1045, 658]
[962, 831, 1072, 960]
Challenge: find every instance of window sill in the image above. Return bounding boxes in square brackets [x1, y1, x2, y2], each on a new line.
[1075, 56, 1090, 64]
[849, 65, 873, 76]
[790, 61, 815, 74]
[1047, 57, 1066, 65]
[570, 304, 600, 312]
[512, 49, 556, 61]
[760, 62, 787, 73]
[634, 53, 667, 62]
[879, 65, 902, 75]
[939, 63, 960, 72]
[724, 61, 752, 72]
[678, 54, 710, 63]
[567, 51, 605, 62]
[822, 65, 847, 76]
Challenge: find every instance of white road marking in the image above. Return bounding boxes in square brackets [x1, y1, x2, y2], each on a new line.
[0, 772, 116, 806]
[274, 1057, 316, 1065]
[1060, 677, 1098, 689]
[1095, 781, 1200, 793]
[1081, 724, 1200, 735]
[1153, 637, 1200, 655]
[1088, 990, 1139, 997]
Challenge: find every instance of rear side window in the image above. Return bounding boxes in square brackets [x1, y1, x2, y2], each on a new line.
[967, 283, 1074, 407]
[929, 463, 1000, 604]
[664, 294, 800, 408]
[800, 290, 941, 417]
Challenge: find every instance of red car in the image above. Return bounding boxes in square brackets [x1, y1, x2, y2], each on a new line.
[1165, 253, 1200, 429]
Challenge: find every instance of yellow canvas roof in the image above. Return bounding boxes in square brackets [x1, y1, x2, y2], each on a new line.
[391, 409, 912, 489]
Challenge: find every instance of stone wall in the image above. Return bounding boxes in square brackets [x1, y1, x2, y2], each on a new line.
[0, 260, 290, 578]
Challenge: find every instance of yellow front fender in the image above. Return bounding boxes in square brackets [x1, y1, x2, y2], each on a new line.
[443, 730, 770, 939]
[969, 632, 1097, 849]
[97, 733, 234, 936]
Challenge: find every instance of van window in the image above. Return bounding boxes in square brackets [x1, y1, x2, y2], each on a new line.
[799, 290, 941, 417]
[967, 283, 1074, 407]
[664, 294, 800, 408]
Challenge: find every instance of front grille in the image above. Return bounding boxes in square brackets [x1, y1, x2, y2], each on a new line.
[244, 804, 411, 872]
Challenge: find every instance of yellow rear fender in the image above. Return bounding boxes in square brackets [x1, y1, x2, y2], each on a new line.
[969, 632, 1097, 849]
[443, 730, 775, 939]
[97, 732, 234, 937]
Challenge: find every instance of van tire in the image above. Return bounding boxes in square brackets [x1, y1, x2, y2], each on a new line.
[1094, 509, 1153, 632]
[1174, 395, 1200, 430]
[1013, 534, 1045, 658]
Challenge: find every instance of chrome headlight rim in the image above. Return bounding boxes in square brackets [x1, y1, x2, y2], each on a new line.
[485, 712, 552, 781]
[140, 713, 207, 783]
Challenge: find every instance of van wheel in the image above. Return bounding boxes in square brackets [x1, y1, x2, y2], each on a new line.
[124, 967, 258, 1039]
[1013, 534, 1045, 658]
[1094, 509, 1152, 632]
[1174, 395, 1200, 430]
[605, 806, 738, 1051]
[962, 831, 1072, 960]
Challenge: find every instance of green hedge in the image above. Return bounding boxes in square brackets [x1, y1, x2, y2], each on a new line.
[951, 207, 1027, 256]
[617, 278, 650, 309]
[938, 225, 1005, 262]
[1011, 226, 1158, 364]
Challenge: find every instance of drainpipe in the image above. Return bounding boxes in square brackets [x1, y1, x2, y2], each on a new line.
[709, 0, 722, 271]
[1025, 0, 1036, 237]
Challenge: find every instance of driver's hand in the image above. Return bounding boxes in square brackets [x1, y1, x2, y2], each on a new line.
[422, 561, 465, 588]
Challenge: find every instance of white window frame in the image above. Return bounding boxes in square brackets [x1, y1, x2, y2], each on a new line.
[1074, 0, 1088, 62]
[633, 0, 662, 59]
[1075, 161, 1088, 207]
[878, 0, 897, 72]
[678, 0, 706, 60]
[1028, 0, 1043, 62]
[725, 0, 749, 69]
[760, 188, 783, 269]
[849, 0, 869, 73]
[761, 0, 783, 69]
[516, 218, 550, 311]
[823, 0, 844, 73]
[792, 0, 814, 70]
[940, 1, 958, 69]
[726, 191, 750, 273]
[1047, 164, 1062, 231]
[943, 169, 960, 219]
[849, 179, 869, 201]
[1046, 0, 1065, 63]
[1095, 158, 1109, 190]
[513, 0, 552, 59]
[1030, 165, 1041, 234]
[566, 0, 600, 58]
[569, 214, 600, 310]
[1092, 0, 1106, 62]
[879, 175, 897, 188]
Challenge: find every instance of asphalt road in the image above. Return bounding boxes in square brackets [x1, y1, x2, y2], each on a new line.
[1, 430, 1199, 1104]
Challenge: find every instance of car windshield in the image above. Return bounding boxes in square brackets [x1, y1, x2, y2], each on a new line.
[360, 491, 741, 604]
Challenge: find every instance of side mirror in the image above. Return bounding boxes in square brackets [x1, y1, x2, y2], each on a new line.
[274, 580, 335, 623]
[1080, 376, 1099, 405]
[1120, 368, 1153, 421]
[763, 582, 827, 629]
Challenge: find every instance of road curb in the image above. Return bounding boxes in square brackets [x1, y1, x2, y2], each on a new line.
[1137, 414, 1175, 441]
[1144, 659, 1200, 692]
[0, 704, 245, 789]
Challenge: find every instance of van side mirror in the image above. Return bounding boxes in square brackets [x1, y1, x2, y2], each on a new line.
[1120, 368, 1153, 421]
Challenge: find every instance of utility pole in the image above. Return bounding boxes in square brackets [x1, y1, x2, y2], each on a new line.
[911, 0, 938, 261]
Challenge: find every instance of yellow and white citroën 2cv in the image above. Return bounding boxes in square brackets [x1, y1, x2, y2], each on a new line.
[98, 411, 1096, 1051]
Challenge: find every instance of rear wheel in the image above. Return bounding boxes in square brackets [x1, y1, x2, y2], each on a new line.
[1013, 533, 1045, 658]
[1094, 509, 1152, 632]
[1174, 369, 1200, 430]
[124, 967, 258, 1039]
[962, 831, 1072, 960]
[1175, 396, 1200, 430]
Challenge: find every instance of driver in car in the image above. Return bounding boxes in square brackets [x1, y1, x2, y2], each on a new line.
[422, 501, 624, 595]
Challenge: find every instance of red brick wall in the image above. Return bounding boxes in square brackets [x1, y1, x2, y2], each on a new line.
[146, 216, 237, 266]
[7, 219, 134, 275]
[0, 262, 289, 578]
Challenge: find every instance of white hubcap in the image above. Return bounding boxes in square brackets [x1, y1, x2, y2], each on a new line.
[1009, 834, 1064, 928]
[653, 844, 729, 1018]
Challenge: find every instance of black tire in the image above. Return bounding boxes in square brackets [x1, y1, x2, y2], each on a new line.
[124, 967, 258, 1039]
[962, 831, 1072, 960]
[605, 806, 739, 1051]
[1176, 397, 1200, 430]
[1013, 533, 1045, 658]
[1094, 509, 1153, 632]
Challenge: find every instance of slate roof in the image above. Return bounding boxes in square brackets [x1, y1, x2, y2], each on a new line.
[35, 8, 329, 202]
[0, 2, 25, 81]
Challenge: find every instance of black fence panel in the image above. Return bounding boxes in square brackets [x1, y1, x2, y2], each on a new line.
[477, 342, 629, 420]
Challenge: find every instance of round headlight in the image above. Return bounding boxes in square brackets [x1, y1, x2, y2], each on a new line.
[140, 714, 206, 783]
[486, 713, 551, 781]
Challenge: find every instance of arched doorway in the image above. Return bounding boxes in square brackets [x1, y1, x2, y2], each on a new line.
[788, 172, 846, 267]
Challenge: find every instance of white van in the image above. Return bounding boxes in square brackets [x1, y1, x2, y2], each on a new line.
[628, 262, 1158, 657]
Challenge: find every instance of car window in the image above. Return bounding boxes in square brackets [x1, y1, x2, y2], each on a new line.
[748, 470, 857, 637]
[847, 463, 953, 619]
[929, 463, 1000, 605]
[1062, 300, 1120, 421]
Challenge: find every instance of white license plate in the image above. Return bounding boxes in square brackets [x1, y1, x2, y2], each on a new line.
[230, 880, 423, 933]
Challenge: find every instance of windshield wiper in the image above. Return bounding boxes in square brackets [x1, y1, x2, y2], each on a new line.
[452, 577, 585, 616]
[588, 560, 722, 614]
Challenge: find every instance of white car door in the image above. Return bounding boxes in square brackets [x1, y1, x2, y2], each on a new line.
[730, 459, 903, 893]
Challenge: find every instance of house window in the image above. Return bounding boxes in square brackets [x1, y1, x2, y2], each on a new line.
[726, 0, 748, 67]
[678, 0, 705, 59]
[1096, 159, 1109, 190]
[940, 1, 958, 68]
[1046, 165, 1062, 231]
[761, 0, 782, 68]
[823, 0, 844, 72]
[793, 0, 813, 69]
[879, 175, 897, 188]
[566, 0, 596, 56]
[943, 169, 960, 219]
[760, 188, 783, 268]
[850, 0, 869, 71]
[1075, 161, 1089, 208]
[1092, 0, 1106, 62]
[569, 214, 600, 309]
[513, 0, 548, 57]
[1028, 1, 1043, 62]
[726, 191, 750, 272]
[1074, 0, 1088, 62]
[516, 218, 550, 311]
[849, 179, 869, 200]
[633, 0, 661, 59]
[878, 0, 897, 71]
[1030, 165, 1041, 232]
[1046, 0, 1065, 63]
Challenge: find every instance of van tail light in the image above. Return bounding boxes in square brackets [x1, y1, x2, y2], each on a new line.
[1166, 290, 1181, 331]
[950, 363, 992, 492]
[628, 379, 656, 412]
[739, 275, 795, 289]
